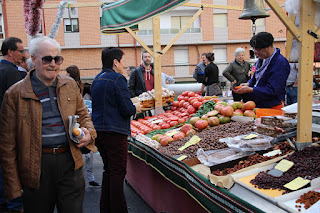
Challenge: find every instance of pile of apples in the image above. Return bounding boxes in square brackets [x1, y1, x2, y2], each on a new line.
[188, 100, 257, 131]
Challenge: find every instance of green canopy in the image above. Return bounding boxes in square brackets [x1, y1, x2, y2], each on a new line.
[101, 0, 190, 34]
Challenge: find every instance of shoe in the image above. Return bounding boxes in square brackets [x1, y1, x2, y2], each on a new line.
[89, 181, 100, 186]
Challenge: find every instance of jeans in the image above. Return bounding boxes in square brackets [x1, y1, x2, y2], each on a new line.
[0, 166, 23, 210]
[286, 86, 298, 105]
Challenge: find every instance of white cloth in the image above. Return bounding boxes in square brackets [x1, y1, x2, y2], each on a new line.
[161, 73, 175, 87]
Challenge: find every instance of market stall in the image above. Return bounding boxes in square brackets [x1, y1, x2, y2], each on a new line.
[127, 91, 320, 212]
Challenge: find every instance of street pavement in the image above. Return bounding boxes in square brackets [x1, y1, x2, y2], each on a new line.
[83, 152, 155, 213]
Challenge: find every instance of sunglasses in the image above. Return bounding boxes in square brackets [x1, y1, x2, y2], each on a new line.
[41, 56, 64, 65]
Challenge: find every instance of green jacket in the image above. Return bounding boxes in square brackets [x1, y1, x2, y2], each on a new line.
[223, 60, 251, 87]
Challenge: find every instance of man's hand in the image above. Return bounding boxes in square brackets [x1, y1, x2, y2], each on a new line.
[134, 102, 142, 113]
[75, 127, 92, 148]
[232, 86, 253, 94]
[240, 82, 249, 86]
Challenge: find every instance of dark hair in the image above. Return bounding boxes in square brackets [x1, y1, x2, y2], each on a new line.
[66, 65, 83, 94]
[142, 50, 150, 59]
[201, 52, 207, 57]
[101, 47, 124, 69]
[206, 52, 215, 62]
[1, 37, 23, 56]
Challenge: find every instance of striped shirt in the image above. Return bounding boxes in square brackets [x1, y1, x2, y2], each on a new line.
[31, 74, 68, 147]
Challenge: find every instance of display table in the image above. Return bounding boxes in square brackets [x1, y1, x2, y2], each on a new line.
[127, 138, 266, 213]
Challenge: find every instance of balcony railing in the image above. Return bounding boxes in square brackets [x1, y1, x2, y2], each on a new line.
[137, 28, 201, 35]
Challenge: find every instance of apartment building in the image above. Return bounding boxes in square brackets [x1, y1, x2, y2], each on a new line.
[0, 0, 287, 85]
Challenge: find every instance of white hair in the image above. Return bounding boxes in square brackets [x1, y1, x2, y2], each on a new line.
[29, 36, 61, 56]
[234, 47, 245, 56]
[26, 57, 34, 70]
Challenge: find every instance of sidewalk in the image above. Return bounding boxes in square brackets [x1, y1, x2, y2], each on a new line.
[83, 152, 155, 213]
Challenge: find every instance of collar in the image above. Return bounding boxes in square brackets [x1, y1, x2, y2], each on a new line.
[21, 70, 67, 99]
[235, 59, 244, 65]
[1, 59, 18, 69]
[141, 64, 152, 72]
[31, 72, 57, 91]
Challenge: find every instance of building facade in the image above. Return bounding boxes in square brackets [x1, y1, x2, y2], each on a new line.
[0, 0, 287, 85]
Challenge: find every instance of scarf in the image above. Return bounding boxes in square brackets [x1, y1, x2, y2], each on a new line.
[254, 47, 277, 87]
[142, 64, 152, 80]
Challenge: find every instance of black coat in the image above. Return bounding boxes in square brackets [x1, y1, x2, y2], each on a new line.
[128, 65, 154, 98]
[0, 60, 21, 107]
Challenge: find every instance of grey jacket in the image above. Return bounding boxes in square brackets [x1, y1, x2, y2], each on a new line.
[223, 59, 251, 87]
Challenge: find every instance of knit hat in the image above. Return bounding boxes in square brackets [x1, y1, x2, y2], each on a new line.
[250, 32, 274, 48]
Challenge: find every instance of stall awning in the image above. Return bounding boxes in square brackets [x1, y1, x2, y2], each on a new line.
[101, 0, 190, 34]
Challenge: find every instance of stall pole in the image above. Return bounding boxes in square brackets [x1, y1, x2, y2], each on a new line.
[153, 16, 164, 115]
[296, 0, 316, 149]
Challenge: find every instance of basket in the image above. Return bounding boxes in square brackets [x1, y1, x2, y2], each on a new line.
[166, 96, 175, 103]
[140, 99, 155, 108]
[256, 108, 284, 118]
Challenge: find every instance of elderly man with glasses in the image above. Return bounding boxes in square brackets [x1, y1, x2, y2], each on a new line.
[0, 36, 96, 213]
[233, 32, 290, 109]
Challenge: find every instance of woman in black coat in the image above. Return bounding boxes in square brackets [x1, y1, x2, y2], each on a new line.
[200, 52, 220, 96]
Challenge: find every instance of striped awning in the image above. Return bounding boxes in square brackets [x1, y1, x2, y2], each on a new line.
[101, 0, 190, 34]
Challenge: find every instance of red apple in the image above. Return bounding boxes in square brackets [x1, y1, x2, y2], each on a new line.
[189, 116, 200, 125]
[208, 116, 220, 126]
[173, 132, 186, 141]
[181, 124, 193, 134]
[195, 119, 209, 130]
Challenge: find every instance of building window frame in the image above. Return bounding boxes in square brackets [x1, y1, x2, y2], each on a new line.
[64, 18, 79, 33]
[0, 14, 4, 39]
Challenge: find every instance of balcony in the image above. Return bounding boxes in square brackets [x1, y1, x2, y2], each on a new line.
[137, 27, 201, 35]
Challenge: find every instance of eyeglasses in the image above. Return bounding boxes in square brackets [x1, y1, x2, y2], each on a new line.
[15, 49, 25, 53]
[40, 56, 64, 65]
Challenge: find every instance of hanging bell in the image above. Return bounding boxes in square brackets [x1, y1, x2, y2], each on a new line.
[239, 0, 270, 21]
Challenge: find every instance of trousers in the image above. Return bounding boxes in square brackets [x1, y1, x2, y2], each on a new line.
[96, 131, 128, 213]
[22, 151, 85, 213]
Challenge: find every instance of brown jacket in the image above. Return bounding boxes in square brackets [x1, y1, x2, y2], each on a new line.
[0, 71, 97, 201]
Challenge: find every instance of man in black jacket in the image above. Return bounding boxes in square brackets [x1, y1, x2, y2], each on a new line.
[0, 37, 24, 107]
[128, 51, 154, 98]
[0, 37, 25, 213]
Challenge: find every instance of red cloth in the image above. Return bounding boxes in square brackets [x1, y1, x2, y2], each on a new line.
[143, 68, 154, 91]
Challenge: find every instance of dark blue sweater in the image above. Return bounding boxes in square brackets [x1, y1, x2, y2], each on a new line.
[91, 68, 136, 136]
[248, 48, 290, 108]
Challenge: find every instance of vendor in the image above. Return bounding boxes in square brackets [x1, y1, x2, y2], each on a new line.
[233, 32, 290, 109]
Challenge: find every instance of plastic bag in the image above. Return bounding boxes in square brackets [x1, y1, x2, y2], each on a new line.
[219, 132, 274, 152]
[197, 148, 254, 167]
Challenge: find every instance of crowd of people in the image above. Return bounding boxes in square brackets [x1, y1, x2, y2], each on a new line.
[0, 31, 297, 213]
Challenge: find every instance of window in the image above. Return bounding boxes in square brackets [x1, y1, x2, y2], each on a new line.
[213, 14, 227, 28]
[0, 14, 4, 39]
[213, 48, 227, 62]
[64, 18, 79, 33]
[174, 48, 189, 65]
[253, 18, 265, 27]
[171, 16, 193, 29]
